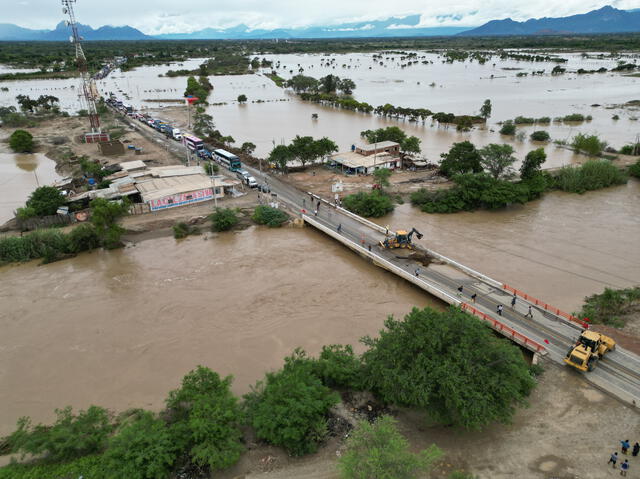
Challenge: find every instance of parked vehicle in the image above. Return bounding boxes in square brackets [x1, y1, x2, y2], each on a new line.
[246, 176, 258, 188]
[236, 169, 250, 181]
[182, 134, 205, 153]
[213, 149, 242, 171]
[258, 183, 271, 193]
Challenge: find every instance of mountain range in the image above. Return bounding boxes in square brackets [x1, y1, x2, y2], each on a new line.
[0, 6, 638, 41]
[459, 6, 640, 36]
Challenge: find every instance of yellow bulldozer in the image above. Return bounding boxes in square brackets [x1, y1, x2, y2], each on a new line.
[380, 228, 423, 250]
[563, 330, 616, 372]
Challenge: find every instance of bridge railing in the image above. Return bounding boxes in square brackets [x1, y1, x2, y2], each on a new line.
[502, 284, 588, 329]
[460, 303, 547, 354]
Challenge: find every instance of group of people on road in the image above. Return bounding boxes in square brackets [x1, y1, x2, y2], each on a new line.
[608, 439, 640, 475]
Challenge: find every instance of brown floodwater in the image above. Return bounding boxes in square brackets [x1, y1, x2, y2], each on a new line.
[0, 150, 62, 224]
[1, 180, 639, 438]
[0, 226, 437, 437]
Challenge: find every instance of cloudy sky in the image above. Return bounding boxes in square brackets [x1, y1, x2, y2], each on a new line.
[9, 0, 640, 33]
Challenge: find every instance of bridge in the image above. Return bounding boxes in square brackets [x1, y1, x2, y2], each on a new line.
[246, 166, 640, 408]
[116, 108, 640, 408]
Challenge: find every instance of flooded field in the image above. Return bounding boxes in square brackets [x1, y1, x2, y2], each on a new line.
[0, 150, 62, 224]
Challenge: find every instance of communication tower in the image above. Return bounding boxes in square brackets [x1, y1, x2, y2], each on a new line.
[61, 0, 102, 136]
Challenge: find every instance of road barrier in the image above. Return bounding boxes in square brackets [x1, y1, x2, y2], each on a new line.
[502, 284, 588, 329]
[460, 303, 547, 353]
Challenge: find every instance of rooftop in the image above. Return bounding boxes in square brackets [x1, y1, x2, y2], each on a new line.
[357, 141, 399, 151]
[136, 175, 224, 203]
[119, 160, 147, 171]
[331, 151, 397, 169]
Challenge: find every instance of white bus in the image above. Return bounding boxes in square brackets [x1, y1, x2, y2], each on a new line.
[213, 149, 242, 171]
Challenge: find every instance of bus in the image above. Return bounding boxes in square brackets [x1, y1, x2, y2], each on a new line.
[182, 134, 205, 153]
[213, 149, 242, 171]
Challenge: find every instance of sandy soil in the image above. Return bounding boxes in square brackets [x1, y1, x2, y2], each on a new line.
[216, 362, 639, 479]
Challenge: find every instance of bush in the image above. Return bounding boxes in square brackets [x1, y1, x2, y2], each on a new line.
[172, 222, 199, 239]
[562, 113, 585, 122]
[79, 157, 105, 181]
[0, 455, 105, 479]
[252, 205, 289, 227]
[6, 406, 112, 462]
[244, 352, 340, 456]
[571, 133, 607, 156]
[338, 416, 442, 479]
[210, 208, 239, 232]
[68, 224, 101, 253]
[520, 148, 547, 180]
[499, 121, 516, 135]
[165, 366, 244, 472]
[0, 229, 70, 264]
[25, 186, 66, 217]
[361, 306, 537, 430]
[342, 191, 394, 218]
[553, 160, 627, 193]
[9, 130, 34, 153]
[629, 159, 640, 178]
[103, 411, 178, 479]
[89, 198, 128, 249]
[578, 287, 640, 327]
[530, 130, 550, 141]
[513, 116, 534, 124]
[203, 162, 219, 176]
[619, 144, 640, 156]
[312, 345, 364, 390]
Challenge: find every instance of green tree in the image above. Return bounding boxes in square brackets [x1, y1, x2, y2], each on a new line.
[285, 74, 319, 93]
[479, 143, 517, 179]
[244, 353, 340, 456]
[401, 135, 421, 154]
[520, 148, 547, 180]
[479, 99, 492, 120]
[104, 411, 178, 479]
[9, 129, 34, 153]
[530, 130, 550, 142]
[237, 94, 247, 103]
[268, 144, 295, 172]
[361, 126, 406, 145]
[342, 191, 394, 217]
[241, 141, 256, 155]
[193, 111, 216, 139]
[439, 141, 483, 178]
[319, 74, 340, 94]
[165, 366, 244, 471]
[89, 198, 128, 249]
[499, 121, 516, 135]
[312, 344, 364, 390]
[16, 94, 38, 113]
[290, 135, 317, 167]
[25, 185, 65, 216]
[7, 406, 112, 462]
[314, 137, 339, 161]
[252, 205, 289, 227]
[372, 168, 392, 189]
[361, 307, 536, 430]
[211, 208, 239, 232]
[338, 78, 356, 95]
[68, 224, 101, 253]
[338, 416, 442, 479]
[203, 161, 219, 176]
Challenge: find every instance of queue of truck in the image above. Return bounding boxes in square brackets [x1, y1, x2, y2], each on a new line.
[105, 95, 260, 189]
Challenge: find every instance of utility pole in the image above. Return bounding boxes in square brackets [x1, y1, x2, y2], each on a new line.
[62, 0, 101, 135]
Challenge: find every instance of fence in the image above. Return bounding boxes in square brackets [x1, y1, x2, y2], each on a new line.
[502, 284, 588, 329]
[17, 214, 73, 231]
[460, 303, 547, 353]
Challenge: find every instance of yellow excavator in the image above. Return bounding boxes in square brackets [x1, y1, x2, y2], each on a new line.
[380, 228, 423, 250]
[564, 330, 616, 372]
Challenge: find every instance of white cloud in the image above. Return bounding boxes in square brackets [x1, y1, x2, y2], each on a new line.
[5, 0, 640, 33]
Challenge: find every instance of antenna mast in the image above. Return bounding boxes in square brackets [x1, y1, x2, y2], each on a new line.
[62, 0, 100, 133]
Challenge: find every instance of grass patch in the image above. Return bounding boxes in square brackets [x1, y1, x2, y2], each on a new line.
[172, 222, 200, 239]
[252, 205, 289, 227]
[553, 160, 627, 193]
[578, 286, 640, 327]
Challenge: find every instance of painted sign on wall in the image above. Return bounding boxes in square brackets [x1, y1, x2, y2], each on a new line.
[149, 188, 213, 211]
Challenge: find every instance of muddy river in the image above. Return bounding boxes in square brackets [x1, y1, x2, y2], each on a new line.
[1, 179, 639, 436]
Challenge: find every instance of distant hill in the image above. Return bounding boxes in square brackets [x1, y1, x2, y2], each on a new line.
[154, 16, 470, 39]
[459, 6, 640, 36]
[0, 21, 149, 41]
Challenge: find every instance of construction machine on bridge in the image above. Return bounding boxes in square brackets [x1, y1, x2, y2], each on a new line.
[380, 228, 423, 250]
[564, 330, 616, 372]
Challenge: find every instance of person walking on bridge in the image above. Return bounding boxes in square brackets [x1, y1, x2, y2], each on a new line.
[632, 442, 639, 457]
[608, 452, 618, 469]
[620, 459, 629, 476]
[471, 293, 477, 303]
[511, 294, 517, 308]
[525, 305, 533, 319]
[621, 439, 630, 455]
[337, 223, 342, 234]
[497, 304, 503, 316]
